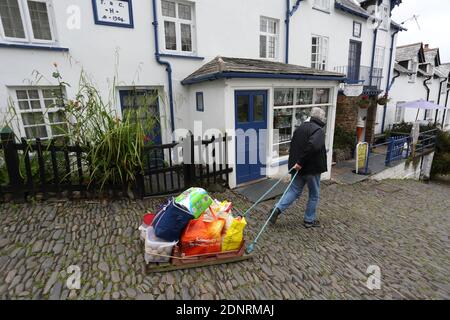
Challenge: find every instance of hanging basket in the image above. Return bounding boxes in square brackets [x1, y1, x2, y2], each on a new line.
[357, 95, 371, 109]
[377, 96, 390, 106]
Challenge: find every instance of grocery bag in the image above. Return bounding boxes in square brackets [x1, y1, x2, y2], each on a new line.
[152, 198, 193, 242]
[175, 187, 213, 219]
[180, 211, 225, 256]
[222, 217, 247, 252]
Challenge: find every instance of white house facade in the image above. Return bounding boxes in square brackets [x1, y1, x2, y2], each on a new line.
[386, 42, 450, 132]
[0, 0, 403, 187]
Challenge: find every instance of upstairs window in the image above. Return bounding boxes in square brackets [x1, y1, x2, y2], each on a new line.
[161, 0, 195, 54]
[311, 35, 328, 71]
[0, 0, 55, 43]
[259, 16, 278, 59]
[313, 0, 330, 13]
[395, 102, 405, 123]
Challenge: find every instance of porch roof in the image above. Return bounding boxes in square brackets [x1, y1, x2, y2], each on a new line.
[181, 56, 346, 85]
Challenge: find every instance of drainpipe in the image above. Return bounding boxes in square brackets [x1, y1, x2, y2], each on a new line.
[435, 78, 447, 124]
[369, 28, 378, 87]
[442, 88, 450, 127]
[285, 0, 303, 64]
[380, 29, 400, 133]
[151, 0, 175, 135]
[423, 75, 432, 120]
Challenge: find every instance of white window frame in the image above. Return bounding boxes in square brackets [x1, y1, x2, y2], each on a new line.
[259, 16, 279, 60]
[11, 86, 67, 140]
[271, 87, 333, 163]
[374, 46, 385, 69]
[394, 102, 405, 123]
[408, 61, 418, 83]
[0, 0, 57, 44]
[159, 0, 197, 55]
[311, 34, 328, 71]
[313, 0, 330, 13]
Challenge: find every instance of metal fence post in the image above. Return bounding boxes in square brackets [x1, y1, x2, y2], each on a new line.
[1, 127, 22, 188]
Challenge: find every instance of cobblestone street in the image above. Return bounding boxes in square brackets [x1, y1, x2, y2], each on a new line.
[0, 180, 449, 300]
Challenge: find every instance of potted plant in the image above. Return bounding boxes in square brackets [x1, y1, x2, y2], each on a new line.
[377, 95, 390, 106]
[358, 95, 370, 109]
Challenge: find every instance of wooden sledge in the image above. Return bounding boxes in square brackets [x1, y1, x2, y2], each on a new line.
[144, 242, 253, 274]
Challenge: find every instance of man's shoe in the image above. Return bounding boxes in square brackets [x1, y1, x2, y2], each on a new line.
[304, 220, 321, 229]
[269, 208, 281, 225]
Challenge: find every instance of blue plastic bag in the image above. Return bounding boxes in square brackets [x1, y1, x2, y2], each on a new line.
[152, 198, 193, 242]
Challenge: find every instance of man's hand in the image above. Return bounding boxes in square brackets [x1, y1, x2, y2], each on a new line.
[294, 163, 302, 171]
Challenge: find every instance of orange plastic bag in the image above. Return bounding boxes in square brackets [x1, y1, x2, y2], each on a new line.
[180, 210, 225, 256]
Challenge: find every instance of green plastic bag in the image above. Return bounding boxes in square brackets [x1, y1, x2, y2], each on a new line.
[175, 187, 213, 219]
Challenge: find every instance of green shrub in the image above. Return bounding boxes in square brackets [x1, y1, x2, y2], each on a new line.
[333, 126, 356, 152]
[431, 130, 450, 176]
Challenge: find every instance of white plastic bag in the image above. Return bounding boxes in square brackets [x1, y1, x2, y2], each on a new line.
[144, 227, 178, 263]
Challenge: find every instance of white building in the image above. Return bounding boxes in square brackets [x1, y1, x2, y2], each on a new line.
[386, 42, 450, 131]
[0, 0, 403, 187]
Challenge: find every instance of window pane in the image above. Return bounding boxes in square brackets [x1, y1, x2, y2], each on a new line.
[27, 89, 39, 99]
[274, 88, 294, 106]
[30, 100, 41, 109]
[196, 92, 203, 111]
[273, 142, 290, 158]
[259, 35, 266, 58]
[42, 88, 55, 98]
[164, 21, 176, 50]
[268, 36, 275, 58]
[268, 20, 276, 34]
[18, 100, 29, 110]
[27, 0, 52, 40]
[0, 0, 26, 38]
[16, 90, 28, 99]
[50, 123, 67, 136]
[44, 99, 55, 108]
[161, 0, 175, 17]
[25, 125, 47, 139]
[315, 88, 330, 104]
[22, 112, 44, 125]
[273, 108, 293, 144]
[296, 89, 313, 105]
[178, 3, 191, 20]
[180, 23, 192, 52]
[49, 110, 66, 124]
[253, 95, 264, 121]
[260, 17, 267, 32]
[237, 95, 249, 123]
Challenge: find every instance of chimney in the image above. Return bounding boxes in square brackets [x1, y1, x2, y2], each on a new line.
[424, 44, 429, 50]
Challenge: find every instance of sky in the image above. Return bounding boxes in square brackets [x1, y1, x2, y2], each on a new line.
[392, 0, 450, 62]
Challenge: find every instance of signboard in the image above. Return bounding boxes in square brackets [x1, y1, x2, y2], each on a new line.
[356, 142, 369, 174]
[92, 0, 134, 28]
[343, 83, 364, 97]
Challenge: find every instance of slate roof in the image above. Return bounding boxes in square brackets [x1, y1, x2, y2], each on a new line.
[394, 63, 413, 75]
[335, 0, 370, 19]
[396, 43, 425, 63]
[424, 48, 441, 66]
[182, 57, 346, 85]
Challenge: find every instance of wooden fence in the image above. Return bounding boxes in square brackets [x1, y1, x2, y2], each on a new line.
[0, 130, 232, 202]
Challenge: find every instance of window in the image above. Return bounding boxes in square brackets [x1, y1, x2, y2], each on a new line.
[395, 102, 405, 123]
[379, 4, 389, 30]
[13, 87, 67, 139]
[353, 21, 361, 38]
[161, 0, 195, 54]
[311, 35, 328, 70]
[272, 87, 331, 159]
[0, 0, 55, 43]
[196, 92, 204, 112]
[259, 16, 278, 59]
[374, 46, 385, 69]
[408, 61, 418, 83]
[313, 0, 330, 12]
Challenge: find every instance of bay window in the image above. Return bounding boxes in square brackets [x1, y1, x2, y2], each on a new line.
[161, 0, 195, 54]
[0, 0, 55, 43]
[273, 88, 331, 159]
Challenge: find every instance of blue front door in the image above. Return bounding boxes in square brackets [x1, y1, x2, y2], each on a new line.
[235, 90, 268, 185]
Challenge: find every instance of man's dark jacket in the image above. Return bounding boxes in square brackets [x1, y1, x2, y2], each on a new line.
[288, 117, 328, 176]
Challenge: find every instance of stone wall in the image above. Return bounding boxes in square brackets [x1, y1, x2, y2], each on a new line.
[335, 94, 358, 132]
